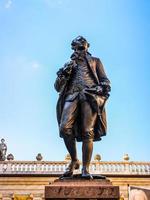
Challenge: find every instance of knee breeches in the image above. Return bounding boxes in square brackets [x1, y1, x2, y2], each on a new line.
[60, 98, 97, 140]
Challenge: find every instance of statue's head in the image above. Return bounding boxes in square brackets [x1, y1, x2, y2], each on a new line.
[71, 36, 90, 52]
[1, 139, 5, 143]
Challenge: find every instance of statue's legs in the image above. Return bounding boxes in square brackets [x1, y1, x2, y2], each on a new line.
[60, 98, 97, 178]
[63, 134, 77, 162]
[60, 99, 80, 177]
[82, 139, 93, 178]
[81, 100, 97, 178]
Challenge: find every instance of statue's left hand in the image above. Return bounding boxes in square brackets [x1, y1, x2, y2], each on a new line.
[95, 86, 103, 94]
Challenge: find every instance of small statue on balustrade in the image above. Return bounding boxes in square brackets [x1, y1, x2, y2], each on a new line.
[0, 138, 7, 161]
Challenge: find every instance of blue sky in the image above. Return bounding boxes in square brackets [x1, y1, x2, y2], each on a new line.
[0, 0, 150, 161]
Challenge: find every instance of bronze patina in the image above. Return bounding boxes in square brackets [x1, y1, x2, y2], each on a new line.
[54, 36, 111, 179]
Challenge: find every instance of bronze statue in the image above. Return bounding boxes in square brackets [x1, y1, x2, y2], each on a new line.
[54, 36, 111, 179]
[0, 138, 7, 161]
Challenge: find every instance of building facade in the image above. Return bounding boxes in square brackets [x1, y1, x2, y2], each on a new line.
[0, 158, 150, 200]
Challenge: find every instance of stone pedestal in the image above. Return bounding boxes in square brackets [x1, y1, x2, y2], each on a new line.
[45, 176, 120, 200]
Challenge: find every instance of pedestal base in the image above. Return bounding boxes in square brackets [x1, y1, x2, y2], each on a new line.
[45, 176, 120, 200]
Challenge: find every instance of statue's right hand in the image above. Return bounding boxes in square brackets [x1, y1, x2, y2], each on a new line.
[54, 75, 67, 93]
[63, 61, 74, 75]
[57, 68, 64, 77]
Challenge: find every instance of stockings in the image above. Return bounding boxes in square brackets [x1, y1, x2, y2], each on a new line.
[64, 134, 93, 170]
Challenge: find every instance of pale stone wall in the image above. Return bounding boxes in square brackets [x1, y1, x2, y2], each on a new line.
[0, 177, 55, 200]
[0, 176, 150, 200]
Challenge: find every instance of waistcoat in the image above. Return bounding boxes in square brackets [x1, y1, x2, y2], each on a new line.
[67, 58, 96, 94]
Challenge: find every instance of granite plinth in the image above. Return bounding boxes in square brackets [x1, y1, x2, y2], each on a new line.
[45, 176, 120, 200]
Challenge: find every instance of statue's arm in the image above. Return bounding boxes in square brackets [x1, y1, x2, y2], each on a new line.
[96, 58, 110, 83]
[54, 61, 74, 93]
[96, 58, 111, 97]
[54, 73, 67, 93]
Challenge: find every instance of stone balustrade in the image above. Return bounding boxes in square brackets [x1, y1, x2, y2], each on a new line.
[0, 161, 150, 176]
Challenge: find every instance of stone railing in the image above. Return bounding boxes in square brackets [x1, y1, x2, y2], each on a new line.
[0, 161, 150, 176]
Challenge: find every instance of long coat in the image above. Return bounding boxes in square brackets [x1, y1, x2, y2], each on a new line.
[54, 54, 110, 142]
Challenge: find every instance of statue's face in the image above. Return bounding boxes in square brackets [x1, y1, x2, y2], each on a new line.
[71, 36, 89, 53]
[1, 139, 5, 143]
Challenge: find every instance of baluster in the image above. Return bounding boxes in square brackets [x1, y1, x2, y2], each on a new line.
[61, 164, 63, 171]
[52, 164, 55, 172]
[117, 164, 120, 172]
[132, 164, 135, 173]
[17, 163, 20, 171]
[26, 163, 30, 171]
[104, 164, 107, 173]
[100, 164, 103, 172]
[21, 163, 24, 172]
[139, 164, 142, 174]
[56, 164, 59, 171]
[115, 164, 119, 173]
[0, 163, 3, 172]
[141, 164, 144, 174]
[121, 164, 125, 173]
[45, 164, 48, 171]
[11, 163, 14, 171]
[112, 164, 115, 173]
[111, 164, 114, 173]
[43, 164, 46, 171]
[147, 164, 150, 174]
[95, 162, 100, 172]
[29, 164, 32, 171]
[148, 164, 150, 174]
[103, 164, 106, 172]
[135, 164, 138, 173]
[108, 163, 111, 173]
[58, 164, 61, 171]
[118, 164, 121, 173]
[128, 163, 132, 174]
